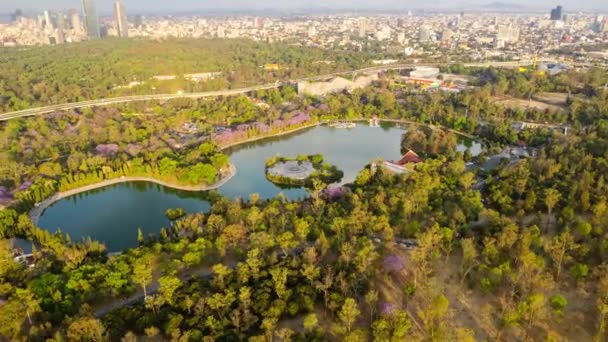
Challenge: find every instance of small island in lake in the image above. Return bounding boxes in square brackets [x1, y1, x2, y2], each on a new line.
[265, 154, 344, 187]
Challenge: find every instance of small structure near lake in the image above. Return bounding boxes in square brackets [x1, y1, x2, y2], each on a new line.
[268, 160, 315, 180]
[371, 150, 423, 176]
[395, 150, 423, 165]
[265, 154, 343, 187]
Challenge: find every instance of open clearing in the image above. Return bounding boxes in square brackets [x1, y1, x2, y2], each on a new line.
[493, 95, 568, 113]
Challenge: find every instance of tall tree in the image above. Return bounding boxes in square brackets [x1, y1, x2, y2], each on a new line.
[158, 275, 181, 306]
[338, 298, 361, 334]
[544, 230, 578, 280]
[544, 188, 561, 227]
[67, 317, 106, 341]
[14, 288, 40, 326]
[133, 253, 155, 300]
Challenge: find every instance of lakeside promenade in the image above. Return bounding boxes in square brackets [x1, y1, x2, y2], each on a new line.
[29, 164, 236, 225]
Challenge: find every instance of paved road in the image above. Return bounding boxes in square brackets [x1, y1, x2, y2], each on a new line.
[0, 60, 548, 122]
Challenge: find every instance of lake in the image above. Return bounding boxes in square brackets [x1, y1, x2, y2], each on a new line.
[37, 123, 482, 251]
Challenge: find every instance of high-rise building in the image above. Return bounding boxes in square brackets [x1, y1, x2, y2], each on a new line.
[82, 0, 100, 39]
[550, 6, 563, 21]
[308, 25, 317, 38]
[595, 15, 603, 24]
[56, 13, 66, 30]
[114, 0, 128, 38]
[68, 9, 83, 31]
[593, 15, 606, 33]
[44, 10, 55, 30]
[358, 19, 367, 38]
[134, 15, 144, 28]
[217, 26, 225, 39]
[375, 26, 391, 41]
[37, 15, 45, 28]
[419, 26, 431, 42]
[397, 32, 406, 45]
[54, 29, 65, 44]
[497, 24, 520, 43]
[254, 17, 264, 28]
[441, 29, 453, 47]
[10, 9, 23, 22]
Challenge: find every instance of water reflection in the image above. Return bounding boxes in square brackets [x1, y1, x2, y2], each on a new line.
[38, 123, 482, 251]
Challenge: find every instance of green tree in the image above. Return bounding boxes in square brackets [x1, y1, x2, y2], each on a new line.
[460, 238, 479, 287]
[339, 298, 361, 334]
[67, 317, 106, 341]
[14, 288, 40, 325]
[544, 188, 561, 225]
[133, 254, 155, 300]
[303, 313, 319, 332]
[549, 294, 568, 314]
[569, 263, 589, 283]
[418, 294, 450, 340]
[158, 275, 181, 306]
[544, 230, 578, 280]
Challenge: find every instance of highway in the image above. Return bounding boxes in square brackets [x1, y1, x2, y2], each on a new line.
[0, 60, 541, 121]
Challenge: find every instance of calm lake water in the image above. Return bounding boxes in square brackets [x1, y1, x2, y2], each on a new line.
[37, 123, 481, 251]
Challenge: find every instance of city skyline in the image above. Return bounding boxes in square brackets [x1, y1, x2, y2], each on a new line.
[2, 0, 608, 14]
[114, 0, 128, 37]
[82, 0, 100, 38]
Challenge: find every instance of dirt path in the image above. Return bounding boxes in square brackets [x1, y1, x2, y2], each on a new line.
[493, 95, 568, 113]
[93, 264, 212, 317]
[93, 259, 236, 317]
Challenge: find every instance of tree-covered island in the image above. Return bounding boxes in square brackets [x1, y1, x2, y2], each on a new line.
[265, 154, 344, 187]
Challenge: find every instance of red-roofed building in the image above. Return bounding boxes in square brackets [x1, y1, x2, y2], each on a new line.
[396, 150, 422, 165]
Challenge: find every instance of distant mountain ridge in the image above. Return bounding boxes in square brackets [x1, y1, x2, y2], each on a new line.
[482, 1, 526, 9]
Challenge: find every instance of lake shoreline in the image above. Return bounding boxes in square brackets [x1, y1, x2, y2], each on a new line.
[218, 121, 321, 151]
[29, 119, 479, 226]
[26, 123, 323, 226]
[29, 163, 237, 226]
[218, 118, 477, 152]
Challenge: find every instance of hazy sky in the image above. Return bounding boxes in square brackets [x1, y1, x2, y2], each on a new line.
[2, 0, 607, 14]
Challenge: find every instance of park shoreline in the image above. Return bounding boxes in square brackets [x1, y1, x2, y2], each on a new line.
[218, 121, 321, 151]
[219, 117, 477, 152]
[28, 119, 478, 225]
[27, 123, 321, 226]
[29, 163, 237, 225]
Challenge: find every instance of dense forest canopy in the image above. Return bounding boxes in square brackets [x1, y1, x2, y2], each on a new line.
[0, 38, 373, 111]
[0, 60, 608, 340]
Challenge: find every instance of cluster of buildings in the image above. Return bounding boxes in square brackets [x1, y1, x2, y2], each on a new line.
[0, 4, 606, 65]
[0, 0, 128, 46]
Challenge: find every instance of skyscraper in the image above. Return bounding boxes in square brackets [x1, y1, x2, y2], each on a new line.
[44, 10, 55, 30]
[68, 9, 83, 32]
[134, 15, 144, 28]
[56, 13, 66, 31]
[550, 6, 563, 21]
[419, 26, 431, 42]
[114, 0, 128, 38]
[10, 9, 23, 22]
[82, 0, 100, 39]
[497, 25, 520, 43]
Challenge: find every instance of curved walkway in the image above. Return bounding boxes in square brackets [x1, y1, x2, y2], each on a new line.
[29, 163, 236, 225]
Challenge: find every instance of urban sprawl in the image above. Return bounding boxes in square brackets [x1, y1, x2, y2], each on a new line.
[1, 2, 607, 66]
